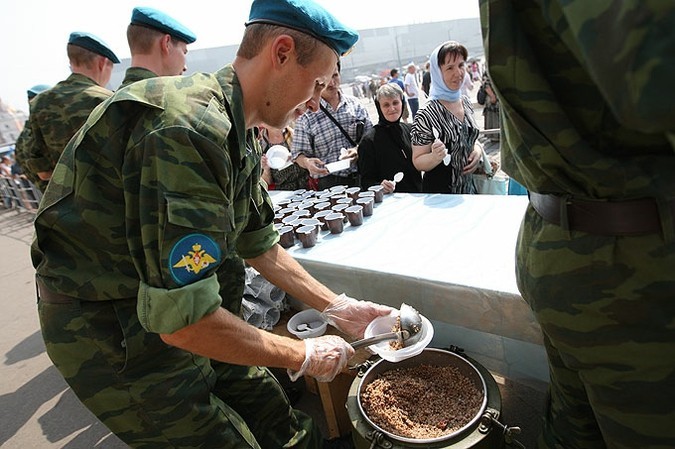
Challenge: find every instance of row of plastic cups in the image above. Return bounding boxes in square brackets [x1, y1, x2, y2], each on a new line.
[277, 204, 366, 249]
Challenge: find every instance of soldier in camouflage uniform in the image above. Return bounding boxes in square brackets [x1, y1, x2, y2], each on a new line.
[13, 84, 51, 191]
[31, 0, 393, 447]
[119, 7, 197, 89]
[23, 32, 119, 191]
[480, 1, 675, 448]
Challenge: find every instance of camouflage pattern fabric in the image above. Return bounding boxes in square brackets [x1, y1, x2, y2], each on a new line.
[24, 73, 112, 191]
[480, 1, 675, 448]
[39, 297, 318, 448]
[14, 120, 48, 191]
[30, 65, 316, 447]
[119, 67, 159, 89]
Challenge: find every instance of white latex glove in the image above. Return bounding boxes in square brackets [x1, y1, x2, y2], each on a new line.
[321, 293, 396, 339]
[287, 335, 355, 383]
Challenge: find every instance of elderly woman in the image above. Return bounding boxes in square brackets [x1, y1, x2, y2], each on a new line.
[411, 41, 483, 193]
[357, 83, 422, 193]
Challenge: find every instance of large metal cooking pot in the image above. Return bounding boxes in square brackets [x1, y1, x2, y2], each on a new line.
[347, 348, 523, 449]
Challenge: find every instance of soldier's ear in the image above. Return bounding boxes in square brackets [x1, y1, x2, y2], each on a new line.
[160, 34, 172, 55]
[97, 55, 108, 71]
[270, 34, 295, 68]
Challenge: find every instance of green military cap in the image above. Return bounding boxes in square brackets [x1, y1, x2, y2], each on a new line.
[68, 32, 120, 63]
[246, 0, 358, 56]
[27, 84, 51, 100]
[131, 6, 197, 44]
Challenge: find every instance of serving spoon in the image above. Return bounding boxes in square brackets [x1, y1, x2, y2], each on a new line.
[350, 303, 423, 349]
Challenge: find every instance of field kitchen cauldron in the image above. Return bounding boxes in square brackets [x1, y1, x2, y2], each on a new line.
[346, 348, 525, 448]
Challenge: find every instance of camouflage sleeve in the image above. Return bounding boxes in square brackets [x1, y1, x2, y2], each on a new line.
[24, 111, 53, 173]
[557, 1, 675, 131]
[138, 274, 222, 334]
[127, 127, 232, 334]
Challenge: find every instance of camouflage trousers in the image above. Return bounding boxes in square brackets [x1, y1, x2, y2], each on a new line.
[516, 206, 675, 449]
[38, 297, 320, 449]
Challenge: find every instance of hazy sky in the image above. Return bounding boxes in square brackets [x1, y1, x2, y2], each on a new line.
[1, 0, 479, 113]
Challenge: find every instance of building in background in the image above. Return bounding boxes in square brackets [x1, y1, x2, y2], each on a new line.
[109, 18, 482, 88]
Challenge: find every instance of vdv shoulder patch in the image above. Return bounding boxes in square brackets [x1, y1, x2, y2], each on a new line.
[169, 233, 221, 286]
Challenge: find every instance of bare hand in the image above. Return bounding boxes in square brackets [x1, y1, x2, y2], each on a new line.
[339, 147, 358, 162]
[431, 140, 447, 163]
[462, 146, 483, 175]
[304, 157, 329, 177]
[381, 179, 395, 194]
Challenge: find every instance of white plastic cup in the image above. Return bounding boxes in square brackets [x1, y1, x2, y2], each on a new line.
[267, 145, 291, 169]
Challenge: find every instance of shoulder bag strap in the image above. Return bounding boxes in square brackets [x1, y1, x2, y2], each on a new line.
[320, 104, 357, 147]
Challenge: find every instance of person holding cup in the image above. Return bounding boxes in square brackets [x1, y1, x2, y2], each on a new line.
[258, 125, 310, 190]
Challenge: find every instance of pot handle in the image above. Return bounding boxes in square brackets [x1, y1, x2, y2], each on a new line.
[365, 430, 393, 449]
[479, 408, 525, 448]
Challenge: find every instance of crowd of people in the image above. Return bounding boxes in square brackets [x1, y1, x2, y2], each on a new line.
[6, 0, 673, 448]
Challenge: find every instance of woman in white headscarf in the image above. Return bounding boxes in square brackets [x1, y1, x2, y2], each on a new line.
[410, 41, 483, 193]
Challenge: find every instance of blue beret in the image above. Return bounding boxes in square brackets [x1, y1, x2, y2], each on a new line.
[68, 32, 120, 63]
[27, 84, 51, 99]
[131, 7, 197, 44]
[246, 0, 358, 56]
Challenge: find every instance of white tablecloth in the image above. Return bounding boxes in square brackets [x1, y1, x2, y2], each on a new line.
[270, 192, 543, 345]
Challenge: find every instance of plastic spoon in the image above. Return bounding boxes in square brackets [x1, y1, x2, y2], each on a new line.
[296, 320, 325, 332]
[433, 128, 452, 166]
[390, 172, 404, 190]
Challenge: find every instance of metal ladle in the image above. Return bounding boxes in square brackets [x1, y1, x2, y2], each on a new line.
[350, 303, 423, 349]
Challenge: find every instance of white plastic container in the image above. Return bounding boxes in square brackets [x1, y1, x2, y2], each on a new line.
[363, 314, 434, 362]
[325, 159, 351, 173]
[287, 308, 327, 339]
[267, 145, 292, 170]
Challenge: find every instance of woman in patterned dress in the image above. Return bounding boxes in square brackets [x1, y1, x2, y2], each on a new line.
[411, 41, 484, 193]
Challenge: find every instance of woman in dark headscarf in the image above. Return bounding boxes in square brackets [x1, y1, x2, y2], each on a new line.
[357, 83, 422, 193]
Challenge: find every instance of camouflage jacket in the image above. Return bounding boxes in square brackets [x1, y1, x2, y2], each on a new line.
[24, 73, 112, 178]
[32, 65, 278, 334]
[119, 67, 158, 89]
[14, 120, 47, 190]
[480, 0, 675, 199]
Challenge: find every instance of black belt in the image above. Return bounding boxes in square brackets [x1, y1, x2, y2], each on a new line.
[36, 277, 79, 304]
[529, 192, 675, 236]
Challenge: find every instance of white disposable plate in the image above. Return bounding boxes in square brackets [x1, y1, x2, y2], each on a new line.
[325, 159, 351, 173]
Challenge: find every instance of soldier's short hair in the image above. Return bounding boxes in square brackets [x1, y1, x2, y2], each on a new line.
[66, 44, 101, 68]
[237, 23, 322, 67]
[127, 23, 180, 55]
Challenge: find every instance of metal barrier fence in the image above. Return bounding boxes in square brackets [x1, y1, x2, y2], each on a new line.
[0, 176, 43, 212]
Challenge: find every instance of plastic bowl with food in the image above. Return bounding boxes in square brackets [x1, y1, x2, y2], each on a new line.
[364, 313, 434, 362]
